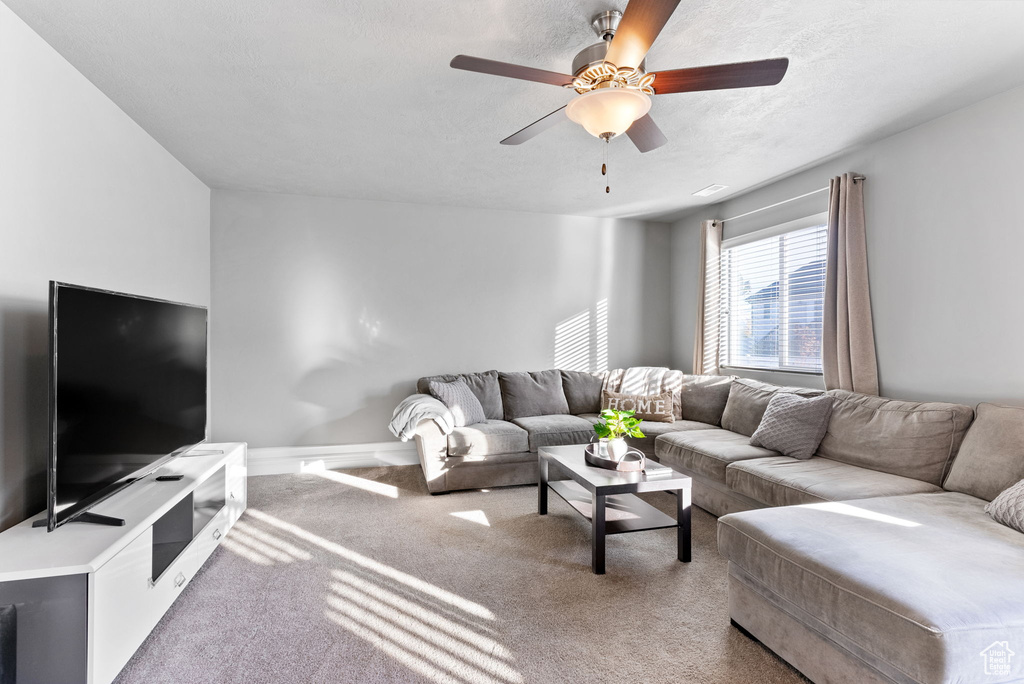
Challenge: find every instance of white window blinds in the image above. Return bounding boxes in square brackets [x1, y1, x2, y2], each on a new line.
[720, 222, 828, 373]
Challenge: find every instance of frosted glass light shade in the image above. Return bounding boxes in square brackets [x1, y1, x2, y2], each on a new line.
[565, 88, 652, 139]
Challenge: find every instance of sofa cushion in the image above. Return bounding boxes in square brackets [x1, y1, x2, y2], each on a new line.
[750, 393, 834, 460]
[446, 420, 529, 457]
[560, 370, 604, 415]
[721, 378, 823, 437]
[944, 402, 1024, 501]
[987, 478, 1024, 534]
[654, 429, 778, 484]
[726, 456, 942, 508]
[428, 378, 486, 428]
[512, 414, 595, 452]
[718, 492, 1024, 684]
[601, 390, 675, 422]
[678, 374, 734, 425]
[626, 419, 719, 457]
[820, 389, 974, 486]
[418, 370, 503, 420]
[499, 370, 570, 420]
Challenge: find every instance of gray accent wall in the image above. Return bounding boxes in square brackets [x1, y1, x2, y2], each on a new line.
[672, 84, 1024, 405]
[211, 190, 672, 448]
[0, 5, 211, 531]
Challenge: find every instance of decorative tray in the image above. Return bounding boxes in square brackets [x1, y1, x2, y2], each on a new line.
[583, 442, 647, 472]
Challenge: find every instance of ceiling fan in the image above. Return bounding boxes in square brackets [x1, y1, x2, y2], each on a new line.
[450, 0, 789, 153]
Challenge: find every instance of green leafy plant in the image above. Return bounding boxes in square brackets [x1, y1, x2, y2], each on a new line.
[594, 409, 645, 440]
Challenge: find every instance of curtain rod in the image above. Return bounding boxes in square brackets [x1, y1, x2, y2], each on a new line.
[720, 175, 865, 224]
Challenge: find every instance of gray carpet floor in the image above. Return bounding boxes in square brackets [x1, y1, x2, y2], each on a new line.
[114, 465, 807, 684]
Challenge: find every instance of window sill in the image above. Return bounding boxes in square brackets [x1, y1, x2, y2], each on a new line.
[720, 365, 823, 377]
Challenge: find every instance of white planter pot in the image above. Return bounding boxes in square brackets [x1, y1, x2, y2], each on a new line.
[606, 437, 628, 461]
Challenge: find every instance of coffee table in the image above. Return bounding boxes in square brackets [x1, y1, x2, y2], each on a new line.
[538, 444, 692, 574]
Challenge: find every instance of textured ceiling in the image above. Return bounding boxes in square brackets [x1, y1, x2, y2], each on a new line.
[6, 0, 1024, 219]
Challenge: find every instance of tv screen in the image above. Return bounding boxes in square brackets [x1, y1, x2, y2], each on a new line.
[47, 282, 207, 531]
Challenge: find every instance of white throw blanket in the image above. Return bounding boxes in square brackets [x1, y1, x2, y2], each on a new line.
[388, 394, 455, 442]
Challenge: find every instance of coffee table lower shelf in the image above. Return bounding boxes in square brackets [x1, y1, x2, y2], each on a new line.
[547, 480, 679, 534]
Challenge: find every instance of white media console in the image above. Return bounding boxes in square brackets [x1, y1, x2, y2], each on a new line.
[0, 443, 247, 684]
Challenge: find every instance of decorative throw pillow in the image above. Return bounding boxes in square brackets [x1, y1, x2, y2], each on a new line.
[750, 393, 834, 460]
[428, 379, 486, 428]
[602, 390, 675, 423]
[986, 478, 1024, 534]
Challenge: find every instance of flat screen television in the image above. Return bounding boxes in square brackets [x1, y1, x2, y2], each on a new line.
[45, 282, 208, 531]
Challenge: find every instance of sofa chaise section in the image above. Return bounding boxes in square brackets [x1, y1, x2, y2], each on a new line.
[719, 491, 1024, 684]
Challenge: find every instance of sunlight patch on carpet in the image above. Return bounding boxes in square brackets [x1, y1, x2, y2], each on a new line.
[450, 510, 490, 527]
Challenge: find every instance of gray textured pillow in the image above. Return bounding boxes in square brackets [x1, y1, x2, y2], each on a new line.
[560, 370, 604, 414]
[986, 478, 1024, 534]
[750, 393, 834, 460]
[428, 379, 486, 427]
[721, 378, 823, 437]
[417, 370, 503, 420]
[499, 370, 570, 420]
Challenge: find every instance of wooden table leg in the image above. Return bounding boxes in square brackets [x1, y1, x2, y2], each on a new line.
[677, 487, 691, 563]
[592, 492, 606, 574]
[538, 455, 548, 515]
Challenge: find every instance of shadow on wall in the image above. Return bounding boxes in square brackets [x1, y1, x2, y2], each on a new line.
[553, 299, 609, 372]
[0, 299, 49, 532]
[292, 348, 411, 446]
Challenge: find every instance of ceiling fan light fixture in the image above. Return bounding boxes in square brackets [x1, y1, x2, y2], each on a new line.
[565, 88, 652, 139]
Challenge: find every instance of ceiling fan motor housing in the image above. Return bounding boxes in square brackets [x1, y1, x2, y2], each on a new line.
[572, 41, 647, 77]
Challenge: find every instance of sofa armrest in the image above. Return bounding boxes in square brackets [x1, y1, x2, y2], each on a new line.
[414, 419, 449, 493]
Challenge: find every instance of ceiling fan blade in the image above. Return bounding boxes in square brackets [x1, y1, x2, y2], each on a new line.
[451, 55, 573, 87]
[500, 106, 568, 145]
[605, 0, 682, 69]
[652, 58, 789, 94]
[626, 114, 668, 153]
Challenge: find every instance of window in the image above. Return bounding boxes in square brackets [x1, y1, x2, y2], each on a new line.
[720, 215, 828, 373]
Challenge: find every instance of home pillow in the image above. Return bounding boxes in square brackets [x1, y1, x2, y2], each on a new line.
[560, 369, 605, 415]
[427, 378, 486, 428]
[750, 393, 834, 460]
[986, 478, 1024, 534]
[499, 370, 570, 420]
[602, 390, 675, 423]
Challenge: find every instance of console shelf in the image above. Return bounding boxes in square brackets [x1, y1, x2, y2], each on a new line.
[0, 443, 246, 684]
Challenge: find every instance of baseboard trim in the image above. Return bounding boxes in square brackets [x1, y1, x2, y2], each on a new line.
[248, 441, 419, 476]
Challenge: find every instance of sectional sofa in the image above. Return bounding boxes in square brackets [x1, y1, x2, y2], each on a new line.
[404, 367, 1024, 683]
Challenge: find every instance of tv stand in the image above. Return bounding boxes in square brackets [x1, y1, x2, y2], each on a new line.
[0, 443, 246, 684]
[31, 511, 127, 528]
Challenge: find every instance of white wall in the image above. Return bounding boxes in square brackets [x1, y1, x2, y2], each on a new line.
[211, 190, 671, 447]
[0, 3, 211, 531]
[672, 84, 1024, 405]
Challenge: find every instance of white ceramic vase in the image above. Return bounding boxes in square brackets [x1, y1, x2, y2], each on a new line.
[606, 437, 628, 461]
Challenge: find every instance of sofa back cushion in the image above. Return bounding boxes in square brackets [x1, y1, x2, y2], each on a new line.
[818, 390, 974, 486]
[721, 378, 823, 437]
[943, 403, 1024, 501]
[417, 370, 503, 420]
[498, 370, 570, 420]
[560, 370, 604, 415]
[678, 374, 734, 425]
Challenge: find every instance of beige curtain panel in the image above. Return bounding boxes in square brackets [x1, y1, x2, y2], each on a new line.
[693, 219, 723, 375]
[823, 173, 879, 395]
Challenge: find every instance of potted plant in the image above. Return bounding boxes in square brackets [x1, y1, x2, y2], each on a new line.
[593, 409, 645, 461]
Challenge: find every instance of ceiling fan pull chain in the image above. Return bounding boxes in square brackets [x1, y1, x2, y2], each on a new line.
[603, 138, 610, 194]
